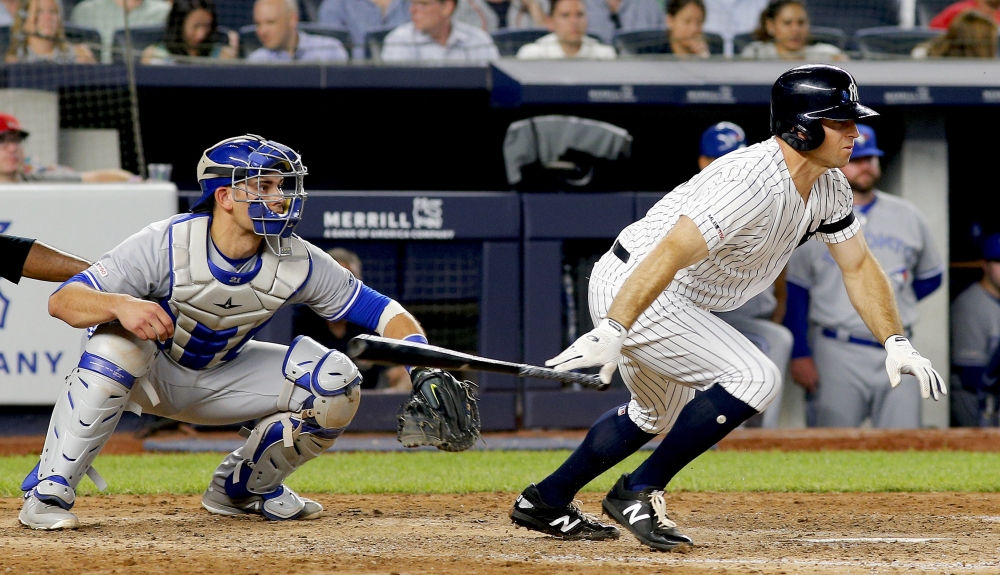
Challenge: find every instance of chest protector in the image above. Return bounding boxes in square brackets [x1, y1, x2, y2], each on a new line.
[165, 215, 311, 370]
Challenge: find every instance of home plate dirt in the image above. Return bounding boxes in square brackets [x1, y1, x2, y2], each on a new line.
[3, 491, 1000, 574]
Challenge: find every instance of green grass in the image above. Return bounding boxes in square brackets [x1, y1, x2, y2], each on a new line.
[3, 450, 1000, 497]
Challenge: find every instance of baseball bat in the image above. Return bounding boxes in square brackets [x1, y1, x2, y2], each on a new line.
[346, 335, 609, 391]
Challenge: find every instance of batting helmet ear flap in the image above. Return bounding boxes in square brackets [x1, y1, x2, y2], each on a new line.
[780, 121, 825, 151]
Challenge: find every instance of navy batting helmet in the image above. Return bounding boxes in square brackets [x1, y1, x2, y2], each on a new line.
[770, 64, 878, 152]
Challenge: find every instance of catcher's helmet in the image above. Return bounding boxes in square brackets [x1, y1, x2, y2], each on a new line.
[195, 134, 308, 256]
[700, 121, 747, 158]
[770, 65, 878, 152]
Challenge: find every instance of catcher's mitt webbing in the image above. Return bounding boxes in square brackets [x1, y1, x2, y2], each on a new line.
[397, 368, 482, 452]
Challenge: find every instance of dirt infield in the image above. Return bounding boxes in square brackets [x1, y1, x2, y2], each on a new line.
[3, 491, 1000, 574]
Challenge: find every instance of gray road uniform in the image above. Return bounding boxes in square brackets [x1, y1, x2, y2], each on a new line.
[786, 191, 944, 428]
[950, 283, 1000, 426]
[714, 286, 792, 428]
[21, 212, 389, 521]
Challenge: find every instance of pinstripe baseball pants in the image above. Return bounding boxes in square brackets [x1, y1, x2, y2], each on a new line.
[590, 251, 782, 434]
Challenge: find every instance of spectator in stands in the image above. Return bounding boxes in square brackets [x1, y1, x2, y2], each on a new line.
[292, 248, 412, 392]
[0, 114, 137, 183]
[585, 0, 663, 45]
[929, 0, 1000, 30]
[455, 0, 547, 32]
[0, 0, 18, 25]
[664, 0, 709, 57]
[249, 0, 349, 61]
[702, 0, 766, 56]
[317, 0, 411, 60]
[740, 0, 845, 61]
[913, 10, 998, 58]
[516, 0, 616, 59]
[71, 0, 171, 63]
[141, 0, 238, 64]
[5, 0, 97, 63]
[381, 0, 500, 61]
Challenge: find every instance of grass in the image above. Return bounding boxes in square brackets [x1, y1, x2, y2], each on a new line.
[2, 450, 1000, 497]
[0, 451, 1000, 497]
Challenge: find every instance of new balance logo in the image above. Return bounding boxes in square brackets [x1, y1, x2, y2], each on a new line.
[622, 503, 650, 525]
[549, 515, 581, 533]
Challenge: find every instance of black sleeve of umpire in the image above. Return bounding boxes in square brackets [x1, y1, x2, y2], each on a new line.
[815, 213, 856, 234]
[0, 233, 36, 284]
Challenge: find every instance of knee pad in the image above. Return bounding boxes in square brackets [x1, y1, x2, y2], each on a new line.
[281, 335, 362, 429]
[22, 324, 156, 504]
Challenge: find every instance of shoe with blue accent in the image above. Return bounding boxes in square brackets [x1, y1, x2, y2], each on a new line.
[19, 491, 79, 530]
[202, 481, 323, 521]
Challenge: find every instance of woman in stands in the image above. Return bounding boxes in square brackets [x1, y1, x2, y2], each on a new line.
[5, 0, 96, 63]
[141, 0, 238, 64]
[912, 10, 998, 58]
[665, 0, 709, 57]
[740, 0, 845, 61]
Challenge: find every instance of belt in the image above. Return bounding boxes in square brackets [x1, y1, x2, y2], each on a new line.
[821, 327, 911, 349]
[612, 240, 630, 263]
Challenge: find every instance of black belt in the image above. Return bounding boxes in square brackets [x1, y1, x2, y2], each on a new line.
[820, 327, 912, 348]
[612, 240, 630, 263]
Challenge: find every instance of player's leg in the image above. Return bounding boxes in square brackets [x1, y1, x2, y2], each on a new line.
[717, 315, 793, 428]
[601, 296, 781, 551]
[811, 335, 871, 427]
[138, 337, 361, 521]
[19, 324, 156, 530]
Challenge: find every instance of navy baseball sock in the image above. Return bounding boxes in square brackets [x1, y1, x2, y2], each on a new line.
[535, 405, 656, 508]
[627, 385, 758, 492]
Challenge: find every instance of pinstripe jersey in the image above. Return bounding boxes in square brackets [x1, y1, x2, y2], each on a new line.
[606, 137, 860, 312]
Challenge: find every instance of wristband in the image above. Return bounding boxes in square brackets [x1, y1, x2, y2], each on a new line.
[403, 334, 428, 373]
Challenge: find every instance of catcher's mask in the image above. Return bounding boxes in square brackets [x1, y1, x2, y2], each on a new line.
[196, 134, 308, 257]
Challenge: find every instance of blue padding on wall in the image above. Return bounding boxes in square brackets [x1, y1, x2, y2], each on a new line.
[523, 194, 635, 239]
[523, 388, 633, 429]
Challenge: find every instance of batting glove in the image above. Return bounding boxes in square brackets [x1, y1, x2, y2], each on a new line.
[884, 334, 946, 400]
[546, 318, 627, 384]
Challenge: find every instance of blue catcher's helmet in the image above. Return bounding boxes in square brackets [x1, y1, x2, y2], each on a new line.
[195, 134, 308, 256]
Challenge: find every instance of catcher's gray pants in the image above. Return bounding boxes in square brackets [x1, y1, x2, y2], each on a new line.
[590, 253, 782, 435]
[131, 340, 313, 424]
[811, 326, 921, 428]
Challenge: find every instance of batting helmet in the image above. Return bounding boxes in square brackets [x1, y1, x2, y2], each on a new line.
[770, 64, 878, 152]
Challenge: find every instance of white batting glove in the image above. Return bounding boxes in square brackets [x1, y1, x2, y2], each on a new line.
[884, 335, 947, 401]
[546, 318, 627, 384]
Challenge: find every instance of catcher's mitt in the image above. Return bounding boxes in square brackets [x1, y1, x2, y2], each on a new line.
[397, 368, 481, 452]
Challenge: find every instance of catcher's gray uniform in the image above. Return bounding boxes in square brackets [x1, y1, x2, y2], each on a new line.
[593, 138, 859, 434]
[786, 191, 943, 427]
[950, 282, 1000, 426]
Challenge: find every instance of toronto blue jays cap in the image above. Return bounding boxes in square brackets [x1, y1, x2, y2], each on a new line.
[700, 122, 746, 158]
[982, 232, 1000, 261]
[850, 124, 884, 160]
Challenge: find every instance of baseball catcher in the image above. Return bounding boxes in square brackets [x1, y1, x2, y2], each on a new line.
[398, 368, 481, 451]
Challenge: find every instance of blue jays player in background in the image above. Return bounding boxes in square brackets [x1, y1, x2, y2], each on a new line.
[701, 121, 794, 429]
[785, 124, 944, 428]
[19, 135, 428, 530]
[510, 65, 945, 552]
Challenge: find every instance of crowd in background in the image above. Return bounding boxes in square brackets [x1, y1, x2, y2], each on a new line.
[0, 0, 995, 63]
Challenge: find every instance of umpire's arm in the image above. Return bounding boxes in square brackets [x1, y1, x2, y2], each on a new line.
[826, 232, 904, 343]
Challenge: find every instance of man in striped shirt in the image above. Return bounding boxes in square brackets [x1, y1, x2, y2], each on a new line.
[510, 64, 945, 552]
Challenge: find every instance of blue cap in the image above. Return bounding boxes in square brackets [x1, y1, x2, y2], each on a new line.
[700, 122, 746, 158]
[850, 124, 884, 160]
[983, 232, 1000, 261]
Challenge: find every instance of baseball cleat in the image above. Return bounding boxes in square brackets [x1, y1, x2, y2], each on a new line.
[510, 484, 620, 540]
[602, 474, 693, 552]
[19, 493, 80, 530]
[202, 483, 323, 521]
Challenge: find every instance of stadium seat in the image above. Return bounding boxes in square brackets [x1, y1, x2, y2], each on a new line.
[365, 26, 395, 61]
[299, 0, 322, 22]
[239, 24, 353, 59]
[733, 26, 847, 55]
[0, 26, 9, 56]
[491, 28, 548, 57]
[613, 28, 723, 55]
[805, 0, 899, 38]
[111, 25, 166, 63]
[855, 26, 943, 58]
[916, 0, 956, 27]
[64, 24, 102, 50]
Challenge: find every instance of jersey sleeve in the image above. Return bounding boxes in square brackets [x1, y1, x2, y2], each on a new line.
[0, 234, 35, 284]
[814, 171, 860, 244]
[62, 220, 171, 298]
[291, 243, 390, 330]
[681, 171, 772, 255]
